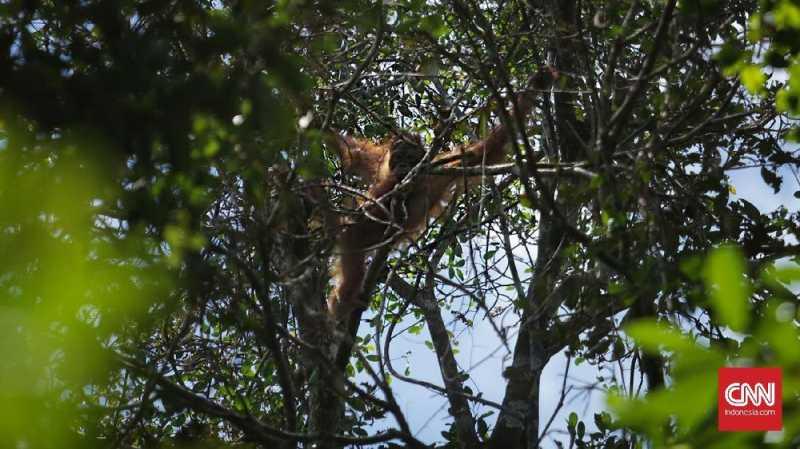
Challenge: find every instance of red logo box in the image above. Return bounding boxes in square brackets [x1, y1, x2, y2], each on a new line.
[718, 367, 782, 431]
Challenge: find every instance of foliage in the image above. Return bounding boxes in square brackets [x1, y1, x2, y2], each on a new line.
[0, 1, 798, 449]
[610, 248, 800, 449]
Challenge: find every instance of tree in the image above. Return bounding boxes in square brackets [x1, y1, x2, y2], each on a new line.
[0, 1, 798, 449]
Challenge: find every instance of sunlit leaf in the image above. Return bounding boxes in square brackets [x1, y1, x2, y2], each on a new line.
[739, 65, 766, 94]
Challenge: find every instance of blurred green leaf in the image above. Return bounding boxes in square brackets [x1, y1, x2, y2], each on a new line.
[739, 65, 766, 95]
[703, 245, 750, 331]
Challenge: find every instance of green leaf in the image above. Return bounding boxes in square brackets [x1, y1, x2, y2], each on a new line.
[567, 412, 578, 429]
[703, 245, 750, 331]
[625, 320, 695, 353]
[519, 194, 534, 209]
[774, 2, 800, 28]
[420, 16, 449, 38]
[739, 64, 765, 95]
[242, 363, 257, 378]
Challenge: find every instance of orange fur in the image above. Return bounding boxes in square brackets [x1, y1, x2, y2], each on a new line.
[326, 76, 552, 319]
[325, 129, 513, 319]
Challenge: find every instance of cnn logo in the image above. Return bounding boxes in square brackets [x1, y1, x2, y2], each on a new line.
[718, 367, 782, 431]
[723, 382, 775, 407]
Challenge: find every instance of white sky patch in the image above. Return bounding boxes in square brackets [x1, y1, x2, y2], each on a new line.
[298, 111, 314, 129]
